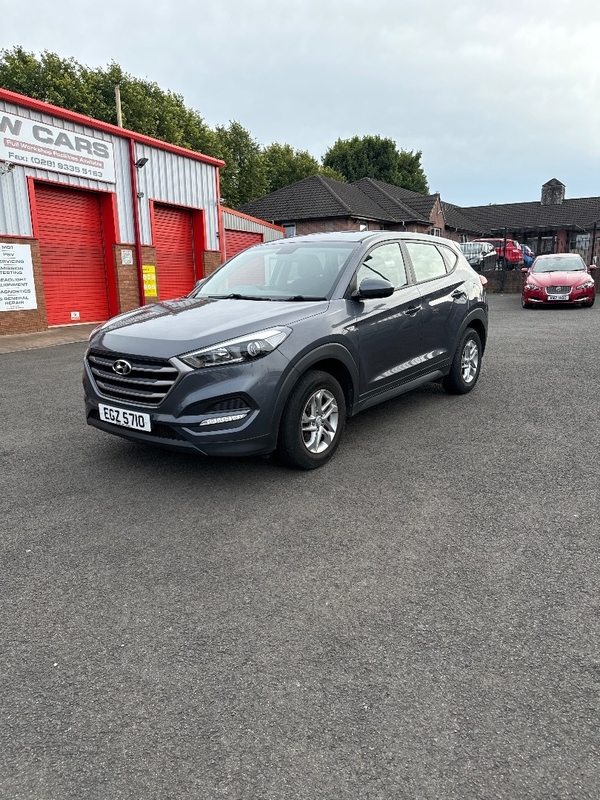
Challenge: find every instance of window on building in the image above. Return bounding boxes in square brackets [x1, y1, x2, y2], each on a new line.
[569, 232, 590, 253]
[431, 227, 441, 237]
[283, 224, 296, 238]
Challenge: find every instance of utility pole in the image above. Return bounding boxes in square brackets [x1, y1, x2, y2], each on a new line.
[114, 85, 123, 128]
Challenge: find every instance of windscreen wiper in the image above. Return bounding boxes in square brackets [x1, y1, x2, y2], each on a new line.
[281, 295, 327, 301]
[208, 293, 273, 300]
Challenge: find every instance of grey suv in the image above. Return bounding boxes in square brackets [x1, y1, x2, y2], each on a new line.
[84, 231, 488, 469]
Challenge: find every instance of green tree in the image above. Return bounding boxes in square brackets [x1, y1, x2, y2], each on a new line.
[395, 149, 430, 194]
[323, 134, 429, 194]
[262, 142, 320, 192]
[318, 165, 347, 183]
[0, 46, 219, 157]
[215, 121, 268, 207]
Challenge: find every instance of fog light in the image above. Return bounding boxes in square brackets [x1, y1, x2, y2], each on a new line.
[199, 412, 249, 426]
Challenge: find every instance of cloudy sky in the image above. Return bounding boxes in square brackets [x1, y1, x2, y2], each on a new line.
[1, 0, 599, 206]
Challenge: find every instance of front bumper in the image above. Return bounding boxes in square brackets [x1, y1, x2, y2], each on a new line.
[523, 286, 595, 305]
[84, 349, 296, 457]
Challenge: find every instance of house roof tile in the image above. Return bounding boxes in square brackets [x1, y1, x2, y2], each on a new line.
[461, 196, 600, 233]
[239, 174, 397, 223]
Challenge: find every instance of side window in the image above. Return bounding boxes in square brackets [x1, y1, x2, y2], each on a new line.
[405, 241, 448, 283]
[356, 243, 408, 289]
[437, 244, 458, 272]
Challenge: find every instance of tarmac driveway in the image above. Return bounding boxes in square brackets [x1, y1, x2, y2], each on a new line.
[1, 295, 598, 799]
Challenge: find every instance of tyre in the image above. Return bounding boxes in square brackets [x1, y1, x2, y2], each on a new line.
[583, 296, 595, 307]
[497, 257, 506, 270]
[442, 328, 482, 395]
[278, 370, 346, 470]
[522, 297, 533, 308]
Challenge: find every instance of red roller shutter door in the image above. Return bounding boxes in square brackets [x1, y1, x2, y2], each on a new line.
[225, 229, 263, 260]
[35, 184, 110, 326]
[154, 205, 197, 300]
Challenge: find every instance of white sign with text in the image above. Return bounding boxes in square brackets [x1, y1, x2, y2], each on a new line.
[0, 243, 38, 311]
[0, 110, 116, 183]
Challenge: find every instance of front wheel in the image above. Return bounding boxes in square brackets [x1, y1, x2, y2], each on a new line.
[278, 370, 346, 470]
[443, 329, 482, 395]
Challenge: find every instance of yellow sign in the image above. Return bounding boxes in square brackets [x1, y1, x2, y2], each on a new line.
[142, 264, 158, 297]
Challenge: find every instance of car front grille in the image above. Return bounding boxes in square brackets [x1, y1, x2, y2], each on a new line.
[87, 350, 180, 407]
[546, 286, 571, 294]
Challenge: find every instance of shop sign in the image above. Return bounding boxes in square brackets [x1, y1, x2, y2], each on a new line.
[142, 264, 158, 297]
[0, 243, 37, 311]
[0, 110, 116, 183]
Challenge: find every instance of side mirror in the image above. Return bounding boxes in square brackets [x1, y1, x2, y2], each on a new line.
[589, 265, 596, 271]
[521, 267, 528, 273]
[479, 275, 488, 287]
[352, 277, 394, 300]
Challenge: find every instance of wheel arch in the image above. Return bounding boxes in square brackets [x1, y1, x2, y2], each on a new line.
[272, 343, 359, 446]
[465, 316, 487, 353]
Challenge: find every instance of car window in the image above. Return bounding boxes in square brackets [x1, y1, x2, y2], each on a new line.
[356, 242, 408, 289]
[405, 241, 448, 282]
[532, 256, 586, 273]
[194, 241, 357, 299]
[437, 244, 458, 271]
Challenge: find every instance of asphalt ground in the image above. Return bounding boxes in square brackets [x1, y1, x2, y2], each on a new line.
[1, 295, 598, 799]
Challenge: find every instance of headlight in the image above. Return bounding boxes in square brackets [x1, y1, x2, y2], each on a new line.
[576, 280, 595, 289]
[88, 323, 104, 341]
[524, 283, 541, 291]
[180, 327, 291, 369]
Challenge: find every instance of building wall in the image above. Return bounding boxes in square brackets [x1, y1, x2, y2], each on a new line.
[134, 143, 219, 250]
[292, 218, 369, 235]
[0, 94, 223, 335]
[0, 236, 46, 335]
[203, 251, 222, 277]
[222, 208, 284, 243]
[0, 98, 135, 241]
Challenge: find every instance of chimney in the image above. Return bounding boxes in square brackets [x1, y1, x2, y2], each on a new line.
[541, 178, 565, 206]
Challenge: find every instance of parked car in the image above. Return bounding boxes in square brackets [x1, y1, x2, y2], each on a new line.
[84, 231, 488, 470]
[522, 245, 535, 268]
[459, 241, 497, 272]
[522, 253, 596, 308]
[474, 237, 523, 269]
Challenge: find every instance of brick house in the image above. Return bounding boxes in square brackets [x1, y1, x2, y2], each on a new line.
[239, 174, 475, 240]
[240, 176, 600, 266]
[460, 179, 600, 263]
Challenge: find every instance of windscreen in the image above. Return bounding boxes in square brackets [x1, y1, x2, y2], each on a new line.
[532, 256, 586, 273]
[193, 241, 358, 300]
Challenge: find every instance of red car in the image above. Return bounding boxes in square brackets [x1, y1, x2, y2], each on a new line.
[522, 253, 596, 308]
[474, 238, 523, 269]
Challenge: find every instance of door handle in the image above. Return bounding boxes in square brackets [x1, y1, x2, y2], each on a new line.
[451, 288, 467, 299]
[405, 304, 422, 316]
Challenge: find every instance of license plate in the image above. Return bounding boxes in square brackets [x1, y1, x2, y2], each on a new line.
[547, 294, 569, 301]
[98, 403, 151, 431]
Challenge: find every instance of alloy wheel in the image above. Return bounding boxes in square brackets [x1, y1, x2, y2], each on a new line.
[461, 339, 479, 384]
[301, 389, 339, 454]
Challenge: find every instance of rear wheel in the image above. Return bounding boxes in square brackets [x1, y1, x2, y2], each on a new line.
[278, 370, 346, 470]
[443, 329, 482, 395]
